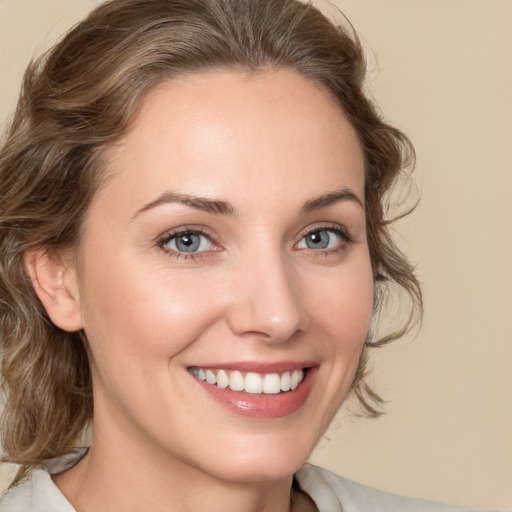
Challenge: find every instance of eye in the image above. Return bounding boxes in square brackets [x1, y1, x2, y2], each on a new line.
[296, 227, 350, 251]
[158, 229, 215, 255]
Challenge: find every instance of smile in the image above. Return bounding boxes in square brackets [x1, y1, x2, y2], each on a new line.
[189, 367, 305, 394]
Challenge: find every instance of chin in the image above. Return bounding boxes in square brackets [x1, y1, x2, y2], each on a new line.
[206, 457, 305, 485]
[192, 430, 317, 484]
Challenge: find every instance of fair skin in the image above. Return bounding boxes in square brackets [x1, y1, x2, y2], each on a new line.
[29, 69, 373, 512]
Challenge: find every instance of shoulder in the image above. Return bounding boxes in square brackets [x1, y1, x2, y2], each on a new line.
[295, 463, 488, 512]
[0, 468, 77, 512]
[0, 451, 84, 512]
[0, 469, 76, 512]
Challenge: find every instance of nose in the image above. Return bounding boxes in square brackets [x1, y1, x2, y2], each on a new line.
[225, 252, 309, 343]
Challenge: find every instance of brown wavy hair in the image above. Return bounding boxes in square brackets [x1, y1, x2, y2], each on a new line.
[0, 0, 421, 478]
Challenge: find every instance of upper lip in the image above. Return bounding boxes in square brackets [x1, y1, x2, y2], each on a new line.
[187, 361, 317, 374]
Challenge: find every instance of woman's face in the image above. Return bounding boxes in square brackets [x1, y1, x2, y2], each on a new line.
[72, 69, 373, 482]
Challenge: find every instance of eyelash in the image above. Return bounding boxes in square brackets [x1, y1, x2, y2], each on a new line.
[156, 224, 353, 261]
[295, 224, 353, 255]
[157, 226, 219, 261]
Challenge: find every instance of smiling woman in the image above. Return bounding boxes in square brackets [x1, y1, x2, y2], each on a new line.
[44, 70, 374, 488]
[0, 1, 489, 511]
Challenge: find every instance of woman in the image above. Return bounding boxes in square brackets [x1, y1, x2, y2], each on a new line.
[0, 0, 484, 510]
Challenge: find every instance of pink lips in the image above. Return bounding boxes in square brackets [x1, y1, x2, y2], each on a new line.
[190, 362, 318, 419]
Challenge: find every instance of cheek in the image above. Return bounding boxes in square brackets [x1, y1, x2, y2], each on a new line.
[300, 259, 374, 431]
[79, 258, 225, 365]
[308, 262, 374, 348]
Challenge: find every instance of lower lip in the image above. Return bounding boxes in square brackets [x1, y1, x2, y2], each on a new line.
[192, 367, 318, 419]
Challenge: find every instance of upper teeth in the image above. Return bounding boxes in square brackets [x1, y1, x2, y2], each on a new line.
[189, 368, 305, 394]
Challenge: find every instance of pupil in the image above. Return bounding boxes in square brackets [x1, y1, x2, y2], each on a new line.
[181, 235, 193, 246]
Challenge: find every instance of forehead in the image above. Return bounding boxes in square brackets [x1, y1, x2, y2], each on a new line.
[96, 68, 365, 215]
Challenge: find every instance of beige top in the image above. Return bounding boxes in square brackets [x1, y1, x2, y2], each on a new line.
[0, 450, 485, 512]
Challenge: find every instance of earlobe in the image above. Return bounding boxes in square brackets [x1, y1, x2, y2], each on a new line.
[24, 248, 84, 332]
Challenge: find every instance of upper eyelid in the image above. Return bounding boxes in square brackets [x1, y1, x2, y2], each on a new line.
[298, 223, 352, 240]
[157, 226, 215, 244]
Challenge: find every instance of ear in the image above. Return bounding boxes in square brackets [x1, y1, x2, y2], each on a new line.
[24, 248, 84, 332]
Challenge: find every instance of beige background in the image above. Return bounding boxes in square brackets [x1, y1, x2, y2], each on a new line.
[0, 0, 510, 509]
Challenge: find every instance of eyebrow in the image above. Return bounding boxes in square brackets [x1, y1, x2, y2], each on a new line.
[133, 192, 237, 219]
[133, 186, 363, 220]
[301, 187, 364, 212]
